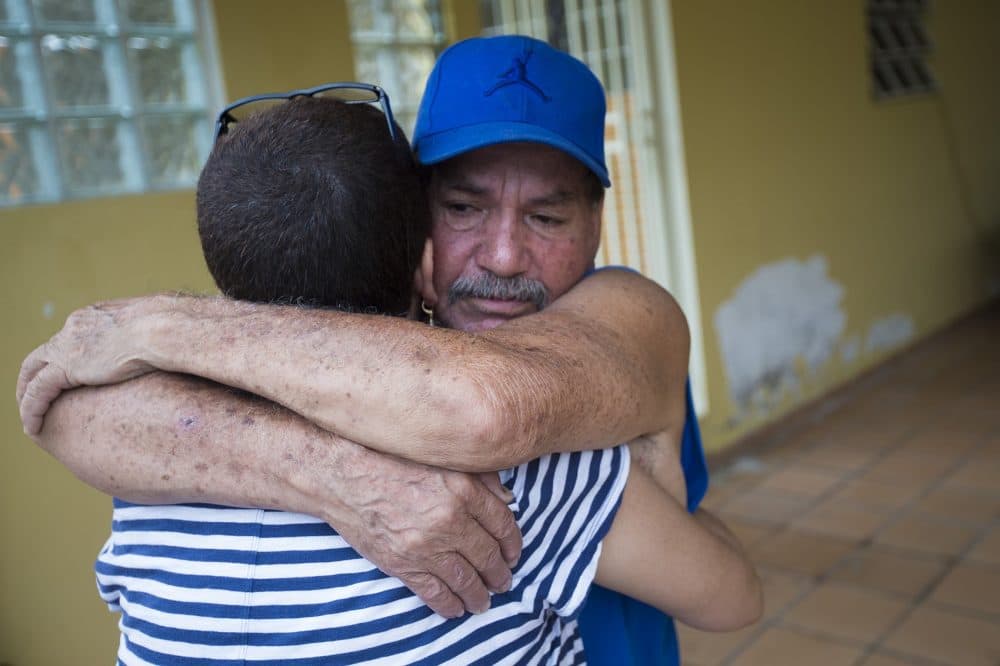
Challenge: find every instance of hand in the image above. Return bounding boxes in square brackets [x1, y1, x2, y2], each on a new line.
[317, 448, 522, 618]
[16, 298, 156, 437]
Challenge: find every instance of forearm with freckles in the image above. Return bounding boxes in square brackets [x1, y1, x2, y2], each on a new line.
[39, 372, 364, 516]
[131, 270, 688, 471]
[38, 371, 525, 618]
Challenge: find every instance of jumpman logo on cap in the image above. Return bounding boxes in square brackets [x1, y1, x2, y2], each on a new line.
[483, 48, 551, 101]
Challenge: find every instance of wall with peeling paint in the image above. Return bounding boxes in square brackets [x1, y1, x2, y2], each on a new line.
[673, 0, 1000, 450]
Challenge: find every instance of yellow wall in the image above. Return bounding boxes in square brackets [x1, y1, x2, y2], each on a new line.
[0, 2, 356, 663]
[671, 0, 1000, 449]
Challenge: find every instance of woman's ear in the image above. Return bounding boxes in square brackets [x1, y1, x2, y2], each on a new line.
[413, 238, 436, 305]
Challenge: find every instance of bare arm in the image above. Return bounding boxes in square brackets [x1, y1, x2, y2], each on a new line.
[38, 372, 522, 618]
[596, 461, 762, 631]
[20, 269, 689, 471]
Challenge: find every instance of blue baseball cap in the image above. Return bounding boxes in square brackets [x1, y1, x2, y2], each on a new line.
[412, 35, 610, 187]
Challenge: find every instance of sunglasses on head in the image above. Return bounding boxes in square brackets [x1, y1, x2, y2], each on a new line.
[213, 82, 397, 142]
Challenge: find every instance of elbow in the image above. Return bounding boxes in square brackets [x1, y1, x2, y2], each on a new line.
[439, 376, 536, 472]
[691, 565, 764, 632]
[724, 568, 765, 631]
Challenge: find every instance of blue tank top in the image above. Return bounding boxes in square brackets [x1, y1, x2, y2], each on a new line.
[575, 266, 711, 665]
[578, 380, 708, 665]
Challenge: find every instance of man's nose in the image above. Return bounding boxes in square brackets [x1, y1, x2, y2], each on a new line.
[476, 212, 530, 277]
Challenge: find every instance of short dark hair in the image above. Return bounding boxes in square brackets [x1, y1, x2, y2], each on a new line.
[196, 97, 429, 315]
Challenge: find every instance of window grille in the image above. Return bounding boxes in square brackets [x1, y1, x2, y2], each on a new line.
[868, 0, 935, 99]
[0, 0, 217, 207]
[346, 0, 445, 136]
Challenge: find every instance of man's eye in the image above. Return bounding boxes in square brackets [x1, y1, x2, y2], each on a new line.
[447, 202, 477, 215]
[531, 214, 563, 226]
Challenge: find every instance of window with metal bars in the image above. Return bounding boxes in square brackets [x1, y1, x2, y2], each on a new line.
[0, 0, 218, 207]
[346, 0, 445, 136]
[868, 0, 935, 99]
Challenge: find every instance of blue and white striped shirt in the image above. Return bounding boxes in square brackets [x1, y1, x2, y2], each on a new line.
[96, 446, 629, 664]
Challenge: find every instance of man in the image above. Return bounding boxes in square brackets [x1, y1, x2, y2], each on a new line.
[18, 36, 748, 663]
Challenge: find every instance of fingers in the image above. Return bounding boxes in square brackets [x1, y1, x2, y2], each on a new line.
[426, 551, 491, 615]
[478, 471, 514, 503]
[19, 362, 73, 437]
[398, 572, 466, 619]
[16, 345, 48, 405]
[450, 518, 513, 596]
[468, 478, 522, 569]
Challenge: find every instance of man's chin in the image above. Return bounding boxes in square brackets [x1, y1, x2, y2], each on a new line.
[464, 316, 513, 333]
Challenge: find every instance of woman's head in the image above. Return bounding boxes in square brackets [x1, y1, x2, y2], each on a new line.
[197, 96, 430, 315]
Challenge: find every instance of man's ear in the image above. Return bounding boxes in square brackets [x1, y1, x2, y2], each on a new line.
[413, 238, 436, 305]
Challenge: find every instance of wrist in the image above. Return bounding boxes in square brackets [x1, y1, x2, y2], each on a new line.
[282, 430, 371, 530]
[137, 304, 185, 373]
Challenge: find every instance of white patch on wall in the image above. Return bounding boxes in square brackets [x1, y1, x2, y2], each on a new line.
[840, 335, 861, 364]
[864, 313, 915, 354]
[42, 302, 55, 319]
[714, 255, 846, 414]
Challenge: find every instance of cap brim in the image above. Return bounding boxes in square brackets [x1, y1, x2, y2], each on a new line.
[415, 121, 611, 188]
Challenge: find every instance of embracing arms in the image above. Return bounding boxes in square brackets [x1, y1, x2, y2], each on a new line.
[39, 372, 521, 618]
[597, 462, 763, 631]
[16, 268, 691, 615]
[19, 269, 689, 473]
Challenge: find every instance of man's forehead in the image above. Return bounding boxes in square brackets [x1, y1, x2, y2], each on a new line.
[432, 143, 591, 197]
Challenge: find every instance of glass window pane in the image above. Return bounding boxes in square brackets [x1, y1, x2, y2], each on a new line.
[0, 36, 28, 110]
[395, 46, 435, 103]
[139, 114, 200, 186]
[55, 116, 125, 191]
[40, 33, 111, 109]
[352, 47, 380, 88]
[127, 35, 189, 105]
[32, 0, 97, 24]
[348, 0, 440, 39]
[0, 122, 41, 203]
[346, 0, 375, 32]
[355, 44, 435, 109]
[121, 0, 177, 26]
[396, 0, 439, 39]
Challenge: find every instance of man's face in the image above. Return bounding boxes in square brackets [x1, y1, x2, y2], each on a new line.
[426, 143, 603, 333]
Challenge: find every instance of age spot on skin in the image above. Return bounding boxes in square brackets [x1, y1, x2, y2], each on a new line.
[177, 414, 203, 434]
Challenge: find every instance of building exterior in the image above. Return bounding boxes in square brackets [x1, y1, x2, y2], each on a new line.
[2, 1, 998, 662]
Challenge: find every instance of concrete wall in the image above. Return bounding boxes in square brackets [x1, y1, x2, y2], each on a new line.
[671, 0, 1000, 449]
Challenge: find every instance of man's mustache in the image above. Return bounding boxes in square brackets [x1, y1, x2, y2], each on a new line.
[448, 273, 549, 310]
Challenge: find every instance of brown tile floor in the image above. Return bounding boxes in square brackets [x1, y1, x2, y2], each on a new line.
[679, 303, 1000, 665]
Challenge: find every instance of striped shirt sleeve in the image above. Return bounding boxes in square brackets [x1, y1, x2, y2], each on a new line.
[502, 444, 630, 620]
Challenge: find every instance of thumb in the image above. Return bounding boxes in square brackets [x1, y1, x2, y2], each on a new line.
[478, 472, 513, 504]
